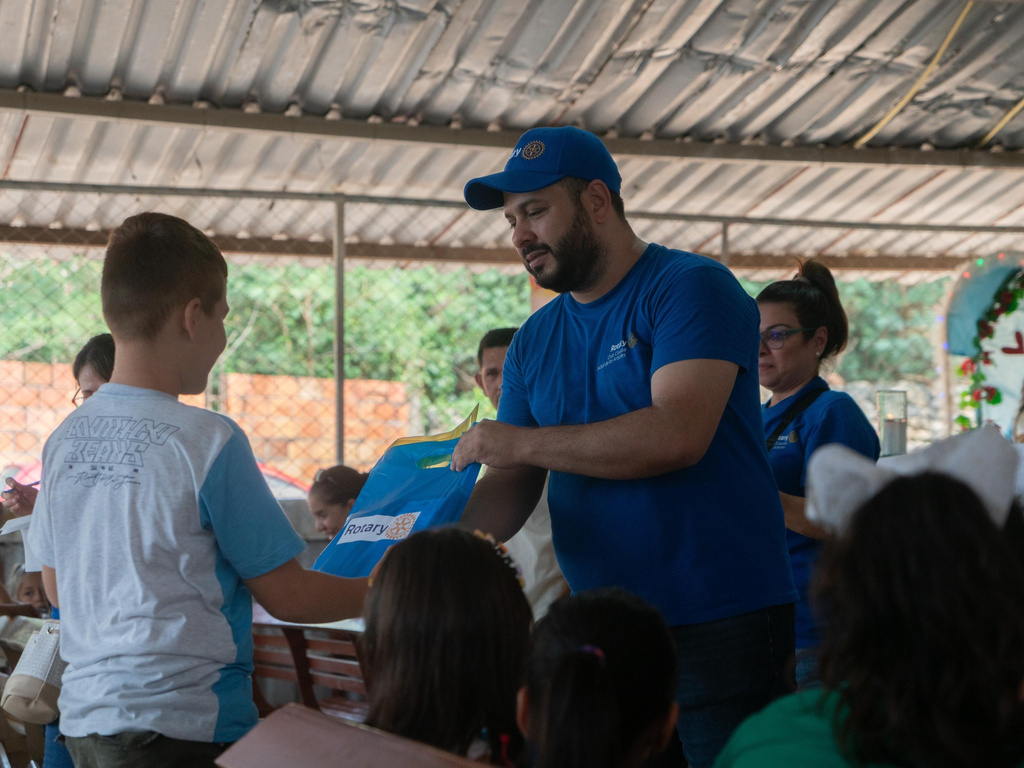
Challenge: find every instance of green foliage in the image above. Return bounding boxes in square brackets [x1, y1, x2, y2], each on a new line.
[738, 276, 949, 383]
[1, 255, 529, 432]
[0, 255, 106, 362]
[5, 253, 949, 430]
[341, 266, 530, 429]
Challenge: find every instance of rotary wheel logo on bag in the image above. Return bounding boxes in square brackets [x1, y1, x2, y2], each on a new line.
[386, 513, 417, 540]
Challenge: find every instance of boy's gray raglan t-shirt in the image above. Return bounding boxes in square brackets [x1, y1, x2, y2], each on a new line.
[26, 383, 306, 742]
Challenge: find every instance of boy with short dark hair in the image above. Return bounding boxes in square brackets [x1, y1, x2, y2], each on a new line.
[28, 212, 368, 768]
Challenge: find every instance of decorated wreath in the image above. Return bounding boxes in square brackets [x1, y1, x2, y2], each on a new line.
[956, 268, 1024, 431]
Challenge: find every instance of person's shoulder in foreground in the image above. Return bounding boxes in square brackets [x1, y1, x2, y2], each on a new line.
[714, 689, 848, 768]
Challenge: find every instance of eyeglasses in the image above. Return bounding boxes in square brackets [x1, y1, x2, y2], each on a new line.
[760, 328, 817, 350]
[71, 388, 84, 407]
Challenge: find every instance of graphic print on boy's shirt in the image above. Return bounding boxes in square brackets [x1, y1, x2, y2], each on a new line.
[55, 415, 180, 490]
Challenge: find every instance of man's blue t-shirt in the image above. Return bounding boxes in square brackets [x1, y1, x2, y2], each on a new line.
[498, 244, 797, 626]
[762, 377, 879, 648]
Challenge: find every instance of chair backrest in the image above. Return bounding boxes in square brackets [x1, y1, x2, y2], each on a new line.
[251, 625, 368, 719]
[304, 629, 366, 698]
[251, 626, 311, 716]
[216, 704, 483, 768]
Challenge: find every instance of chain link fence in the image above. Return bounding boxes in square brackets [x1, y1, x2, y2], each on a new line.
[0, 185, 960, 524]
[0, 188, 532, 557]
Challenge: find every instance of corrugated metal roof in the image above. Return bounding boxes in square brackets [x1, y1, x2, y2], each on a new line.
[3, 0, 1024, 279]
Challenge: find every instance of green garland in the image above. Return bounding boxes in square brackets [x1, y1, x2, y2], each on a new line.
[955, 268, 1024, 430]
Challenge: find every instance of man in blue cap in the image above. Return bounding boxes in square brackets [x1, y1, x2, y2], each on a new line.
[453, 126, 797, 768]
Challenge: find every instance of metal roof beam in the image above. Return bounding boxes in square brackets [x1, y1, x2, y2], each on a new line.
[3, 180, 1024, 235]
[3, 89, 1024, 172]
[0, 225, 965, 271]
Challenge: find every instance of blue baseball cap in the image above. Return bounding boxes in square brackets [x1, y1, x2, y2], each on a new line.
[464, 126, 622, 210]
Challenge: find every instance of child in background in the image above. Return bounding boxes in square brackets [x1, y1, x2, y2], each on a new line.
[1, 333, 115, 518]
[4, 333, 115, 768]
[518, 589, 678, 768]
[7, 564, 50, 617]
[306, 465, 368, 539]
[361, 527, 532, 765]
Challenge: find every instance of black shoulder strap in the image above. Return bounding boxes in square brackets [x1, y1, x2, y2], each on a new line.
[765, 387, 826, 452]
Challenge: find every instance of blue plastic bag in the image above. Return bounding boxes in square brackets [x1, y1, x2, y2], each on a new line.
[312, 408, 481, 578]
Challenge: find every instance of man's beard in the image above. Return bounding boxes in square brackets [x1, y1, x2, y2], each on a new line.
[522, 204, 607, 294]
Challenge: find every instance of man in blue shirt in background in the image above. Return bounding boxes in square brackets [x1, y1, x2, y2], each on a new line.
[453, 126, 797, 768]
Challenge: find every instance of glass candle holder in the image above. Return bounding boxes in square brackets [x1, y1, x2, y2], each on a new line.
[877, 389, 908, 457]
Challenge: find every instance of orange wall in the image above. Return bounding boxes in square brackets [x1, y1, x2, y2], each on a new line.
[0, 361, 410, 481]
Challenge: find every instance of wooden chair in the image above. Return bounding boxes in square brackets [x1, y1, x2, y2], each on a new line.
[216, 703, 481, 768]
[251, 626, 305, 718]
[251, 626, 368, 722]
[301, 627, 368, 722]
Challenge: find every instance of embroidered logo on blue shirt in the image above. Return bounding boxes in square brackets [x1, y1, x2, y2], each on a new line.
[771, 430, 801, 449]
[599, 332, 639, 371]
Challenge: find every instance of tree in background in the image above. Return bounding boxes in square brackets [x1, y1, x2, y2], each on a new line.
[0, 256, 529, 433]
[0, 255, 946, 437]
[0, 257, 105, 367]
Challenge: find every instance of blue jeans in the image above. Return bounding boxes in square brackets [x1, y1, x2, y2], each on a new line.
[670, 603, 795, 768]
[794, 646, 822, 690]
[65, 732, 229, 768]
[43, 721, 74, 768]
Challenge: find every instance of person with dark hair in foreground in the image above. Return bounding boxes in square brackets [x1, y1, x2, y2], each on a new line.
[520, 588, 678, 768]
[362, 527, 532, 765]
[716, 428, 1024, 768]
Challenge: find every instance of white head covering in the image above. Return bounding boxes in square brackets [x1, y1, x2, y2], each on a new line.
[806, 424, 1019, 534]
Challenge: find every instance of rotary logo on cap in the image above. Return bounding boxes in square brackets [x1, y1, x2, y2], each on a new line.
[522, 140, 545, 160]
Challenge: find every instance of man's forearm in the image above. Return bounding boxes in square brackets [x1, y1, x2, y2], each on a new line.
[521, 405, 703, 479]
[779, 492, 829, 540]
[459, 466, 546, 542]
[454, 359, 738, 479]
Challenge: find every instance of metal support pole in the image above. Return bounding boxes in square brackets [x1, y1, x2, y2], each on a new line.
[721, 223, 730, 267]
[333, 197, 346, 464]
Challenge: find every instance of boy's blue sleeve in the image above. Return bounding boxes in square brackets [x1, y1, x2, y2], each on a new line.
[198, 426, 305, 580]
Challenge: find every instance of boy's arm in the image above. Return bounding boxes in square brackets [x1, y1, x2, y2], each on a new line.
[41, 565, 59, 609]
[244, 559, 368, 624]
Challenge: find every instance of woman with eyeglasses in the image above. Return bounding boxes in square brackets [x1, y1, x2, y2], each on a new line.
[2, 333, 114, 517]
[756, 260, 878, 690]
[307, 464, 368, 540]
